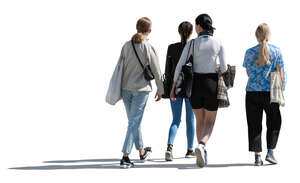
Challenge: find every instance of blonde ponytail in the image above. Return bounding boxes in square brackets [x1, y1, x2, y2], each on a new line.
[255, 23, 271, 66]
[131, 17, 151, 44]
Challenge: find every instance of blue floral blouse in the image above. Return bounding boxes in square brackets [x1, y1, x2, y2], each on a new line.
[243, 44, 286, 91]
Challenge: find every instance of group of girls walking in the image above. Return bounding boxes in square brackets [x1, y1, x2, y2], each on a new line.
[112, 13, 286, 169]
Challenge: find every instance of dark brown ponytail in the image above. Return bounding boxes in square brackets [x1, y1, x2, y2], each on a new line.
[131, 17, 152, 44]
[178, 21, 193, 45]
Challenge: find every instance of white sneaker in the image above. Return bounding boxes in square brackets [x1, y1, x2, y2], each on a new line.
[195, 145, 205, 168]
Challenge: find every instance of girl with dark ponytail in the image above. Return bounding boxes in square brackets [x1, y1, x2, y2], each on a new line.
[164, 21, 195, 161]
[178, 21, 193, 45]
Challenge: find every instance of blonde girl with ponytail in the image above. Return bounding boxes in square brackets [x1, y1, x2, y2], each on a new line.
[255, 23, 271, 67]
[243, 23, 286, 166]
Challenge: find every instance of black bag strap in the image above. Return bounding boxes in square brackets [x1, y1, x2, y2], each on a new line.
[185, 39, 194, 63]
[131, 40, 145, 70]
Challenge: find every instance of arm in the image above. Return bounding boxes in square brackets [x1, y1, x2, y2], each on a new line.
[170, 41, 193, 101]
[218, 43, 228, 73]
[118, 44, 126, 72]
[278, 66, 284, 85]
[170, 82, 177, 101]
[173, 41, 192, 82]
[148, 45, 164, 100]
[276, 49, 285, 89]
[243, 50, 249, 77]
[164, 45, 172, 78]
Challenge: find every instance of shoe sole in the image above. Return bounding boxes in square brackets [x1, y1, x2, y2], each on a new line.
[165, 151, 173, 161]
[254, 161, 263, 166]
[140, 151, 152, 161]
[265, 157, 277, 164]
[195, 147, 205, 168]
[120, 164, 133, 169]
[185, 155, 194, 158]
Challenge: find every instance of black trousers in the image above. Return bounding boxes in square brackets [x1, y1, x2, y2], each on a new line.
[246, 92, 281, 152]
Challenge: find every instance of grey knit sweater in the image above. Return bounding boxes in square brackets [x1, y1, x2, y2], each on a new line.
[119, 37, 164, 95]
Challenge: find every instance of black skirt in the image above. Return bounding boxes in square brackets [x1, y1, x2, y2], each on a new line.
[189, 73, 218, 111]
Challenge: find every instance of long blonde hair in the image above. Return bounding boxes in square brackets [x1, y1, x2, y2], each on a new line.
[255, 23, 271, 66]
[132, 17, 152, 43]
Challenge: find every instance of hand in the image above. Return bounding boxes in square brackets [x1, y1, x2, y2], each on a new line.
[170, 82, 176, 101]
[170, 88, 176, 101]
[155, 93, 162, 102]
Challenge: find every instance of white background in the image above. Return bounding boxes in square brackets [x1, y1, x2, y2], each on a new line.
[0, 0, 299, 182]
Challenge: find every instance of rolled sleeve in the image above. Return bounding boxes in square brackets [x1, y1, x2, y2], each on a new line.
[277, 49, 284, 67]
[243, 50, 250, 69]
[276, 48, 286, 90]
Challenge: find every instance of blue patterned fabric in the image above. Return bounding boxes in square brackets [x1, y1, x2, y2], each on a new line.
[243, 44, 286, 91]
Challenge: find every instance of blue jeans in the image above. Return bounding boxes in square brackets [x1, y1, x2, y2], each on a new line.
[168, 98, 195, 149]
[121, 90, 149, 154]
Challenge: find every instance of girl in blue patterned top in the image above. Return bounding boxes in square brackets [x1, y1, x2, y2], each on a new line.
[243, 23, 286, 166]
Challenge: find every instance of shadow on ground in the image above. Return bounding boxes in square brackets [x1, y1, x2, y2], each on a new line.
[9, 157, 258, 170]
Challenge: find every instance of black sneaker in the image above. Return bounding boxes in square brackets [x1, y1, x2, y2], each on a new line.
[165, 146, 173, 161]
[140, 147, 152, 161]
[120, 157, 134, 169]
[185, 149, 195, 158]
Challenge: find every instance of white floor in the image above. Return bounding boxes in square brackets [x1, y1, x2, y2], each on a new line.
[1, 93, 299, 183]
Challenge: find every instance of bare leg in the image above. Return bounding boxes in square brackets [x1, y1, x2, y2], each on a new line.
[193, 109, 205, 144]
[200, 109, 217, 144]
[123, 149, 146, 157]
[123, 152, 129, 157]
[139, 148, 145, 156]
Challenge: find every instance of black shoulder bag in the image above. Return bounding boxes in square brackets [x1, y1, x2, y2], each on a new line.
[131, 40, 155, 81]
[174, 40, 194, 98]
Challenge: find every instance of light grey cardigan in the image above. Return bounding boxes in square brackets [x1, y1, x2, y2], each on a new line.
[173, 35, 228, 82]
[119, 37, 164, 95]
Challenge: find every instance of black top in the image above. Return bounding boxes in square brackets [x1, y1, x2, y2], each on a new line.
[162, 42, 186, 98]
[165, 42, 186, 81]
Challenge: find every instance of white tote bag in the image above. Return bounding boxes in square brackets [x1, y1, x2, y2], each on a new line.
[270, 60, 285, 106]
[105, 59, 123, 105]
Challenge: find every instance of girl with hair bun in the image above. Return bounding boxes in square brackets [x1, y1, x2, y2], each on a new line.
[170, 13, 228, 168]
[117, 17, 164, 168]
